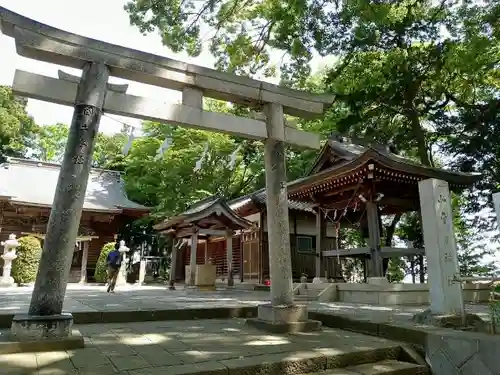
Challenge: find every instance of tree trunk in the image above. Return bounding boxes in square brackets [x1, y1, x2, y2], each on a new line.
[410, 256, 416, 283]
[406, 106, 431, 167]
[418, 255, 425, 283]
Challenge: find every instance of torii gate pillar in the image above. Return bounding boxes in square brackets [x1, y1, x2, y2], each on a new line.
[10, 62, 108, 343]
[245, 103, 322, 333]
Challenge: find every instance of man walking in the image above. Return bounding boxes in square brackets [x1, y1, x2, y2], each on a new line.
[107, 242, 122, 293]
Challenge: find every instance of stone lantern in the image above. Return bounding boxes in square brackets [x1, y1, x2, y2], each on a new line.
[0, 234, 20, 287]
[116, 240, 129, 286]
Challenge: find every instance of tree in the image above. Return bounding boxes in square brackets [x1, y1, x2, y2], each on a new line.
[453, 196, 498, 277]
[0, 86, 37, 157]
[34, 123, 69, 162]
[124, 0, 500, 279]
[123, 121, 264, 218]
[11, 236, 42, 285]
[94, 242, 116, 283]
[92, 132, 128, 170]
[32, 122, 128, 169]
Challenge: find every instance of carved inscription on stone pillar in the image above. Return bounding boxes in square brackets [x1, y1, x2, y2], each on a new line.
[72, 105, 100, 164]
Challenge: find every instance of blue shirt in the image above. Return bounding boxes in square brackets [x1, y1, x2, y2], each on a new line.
[107, 250, 121, 268]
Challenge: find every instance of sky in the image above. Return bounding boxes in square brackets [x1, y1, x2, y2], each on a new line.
[0, 0, 220, 134]
[0, 0, 331, 135]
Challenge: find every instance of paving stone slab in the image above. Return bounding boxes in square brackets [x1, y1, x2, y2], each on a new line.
[68, 347, 113, 369]
[0, 352, 37, 374]
[0, 329, 84, 354]
[108, 354, 151, 372]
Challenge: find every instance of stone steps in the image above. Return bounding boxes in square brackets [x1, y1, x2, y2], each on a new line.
[294, 287, 323, 301]
[305, 359, 429, 374]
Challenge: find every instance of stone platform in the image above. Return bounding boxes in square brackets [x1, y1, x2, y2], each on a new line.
[245, 304, 322, 333]
[0, 319, 426, 375]
[0, 284, 498, 374]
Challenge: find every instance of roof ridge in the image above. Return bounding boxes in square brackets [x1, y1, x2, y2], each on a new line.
[4, 157, 123, 175]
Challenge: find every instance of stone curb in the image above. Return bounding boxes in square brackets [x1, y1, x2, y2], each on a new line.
[0, 329, 84, 354]
[127, 346, 406, 375]
[308, 312, 428, 349]
[0, 307, 259, 328]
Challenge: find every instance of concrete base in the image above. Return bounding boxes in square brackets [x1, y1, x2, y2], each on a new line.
[312, 277, 327, 284]
[10, 313, 74, 342]
[333, 282, 491, 305]
[412, 309, 489, 332]
[0, 277, 15, 287]
[367, 277, 389, 286]
[245, 303, 322, 333]
[0, 329, 84, 354]
[245, 318, 322, 333]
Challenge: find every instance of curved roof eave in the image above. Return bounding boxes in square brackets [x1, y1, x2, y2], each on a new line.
[154, 197, 253, 232]
[288, 148, 481, 194]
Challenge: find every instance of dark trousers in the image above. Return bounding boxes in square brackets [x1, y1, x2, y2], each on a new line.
[107, 266, 119, 292]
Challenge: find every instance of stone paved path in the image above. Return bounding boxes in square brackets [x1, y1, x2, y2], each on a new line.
[0, 319, 403, 375]
[0, 284, 492, 326]
[0, 285, 267, 315]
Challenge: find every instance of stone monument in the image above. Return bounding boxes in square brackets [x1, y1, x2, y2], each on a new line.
[413, 178, 468, 327]
[0, 234, 19, 287]
[493, 192, 500, 227]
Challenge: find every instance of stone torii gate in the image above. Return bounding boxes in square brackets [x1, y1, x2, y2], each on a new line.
[1, 7, 331, 340]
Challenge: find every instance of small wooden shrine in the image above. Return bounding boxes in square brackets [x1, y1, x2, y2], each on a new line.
[0, 158, 149, 282]
[154, 196, 253, 285]
[287, 134, 481, 278]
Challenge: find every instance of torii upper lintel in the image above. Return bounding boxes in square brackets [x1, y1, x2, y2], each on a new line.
[0, 6, 335, 119]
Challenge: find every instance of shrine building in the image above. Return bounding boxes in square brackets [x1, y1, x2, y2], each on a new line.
[0, 158, 149, 282]
[156, 135, 480, 285]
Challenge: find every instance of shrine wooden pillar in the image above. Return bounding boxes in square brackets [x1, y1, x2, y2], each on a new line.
[188, 228, 199, 286]
[314, 208, 327, 280]
[366, 201, 383, 278]
[79, 241, 89, 284]
[331, 222, 342, 281]
[169, 239, 179, 289]
[226, 231, 234, 287]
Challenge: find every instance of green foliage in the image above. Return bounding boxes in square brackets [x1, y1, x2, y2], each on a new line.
[32, 122, 128, 169]
[11, 236, 42, 285]
[94, 242, 116, 283]
[489, 300, 500, 334]
[453, 196, 498, 277]
[386, 258, 405, 283]
[122, 100, 268, 218]
[34, 123, 69, 163]
[123, 0, 500, 211]
[0, 86, 37, 157]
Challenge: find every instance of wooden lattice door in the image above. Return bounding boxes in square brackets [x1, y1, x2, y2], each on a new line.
[242, 230, 260, 281]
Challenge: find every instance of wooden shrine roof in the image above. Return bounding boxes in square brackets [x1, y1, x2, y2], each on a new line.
[228, 188, 316, 216]
[0, 158, 149, 215]
[288, 136, 481, 202]
[154, 196, 253, 234]
[224, 135, 481, 218]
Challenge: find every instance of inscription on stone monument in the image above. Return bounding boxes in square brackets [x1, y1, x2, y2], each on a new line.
[72, 105, 100, 164]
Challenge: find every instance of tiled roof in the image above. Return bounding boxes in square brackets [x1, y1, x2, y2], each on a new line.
[155, 195, 253, 232]
[0, 158, 148, 213]
[228, 188, 315, 213]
